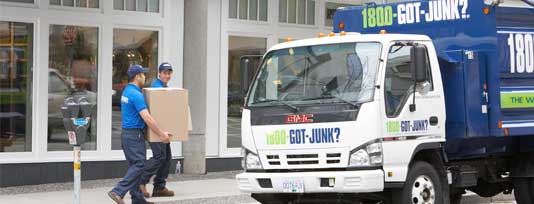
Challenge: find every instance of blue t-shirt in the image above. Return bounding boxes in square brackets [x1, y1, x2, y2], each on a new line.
[151, 78, 167, 88]
[121, 84, 147, 128]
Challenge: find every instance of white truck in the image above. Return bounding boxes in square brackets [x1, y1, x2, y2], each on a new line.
[237, 1, 534, 203]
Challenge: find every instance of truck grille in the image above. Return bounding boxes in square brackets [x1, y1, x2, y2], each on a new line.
[265, 153, 342, 167]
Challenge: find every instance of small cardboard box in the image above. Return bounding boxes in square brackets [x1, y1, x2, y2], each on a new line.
[143, 88, 192, 142]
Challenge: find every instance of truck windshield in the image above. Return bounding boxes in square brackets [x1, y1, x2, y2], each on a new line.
[247, 42, 381, 107]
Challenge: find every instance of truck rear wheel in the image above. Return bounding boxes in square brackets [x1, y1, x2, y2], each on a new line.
[513, 178, 534, 204]
[401, 161, 444, 204]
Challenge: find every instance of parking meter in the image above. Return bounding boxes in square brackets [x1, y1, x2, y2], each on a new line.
[61, 96, 92, 146]
[60, 96, 93, 204]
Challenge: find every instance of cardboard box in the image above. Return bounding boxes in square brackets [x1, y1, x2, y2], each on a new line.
[143, 88, 192, 142]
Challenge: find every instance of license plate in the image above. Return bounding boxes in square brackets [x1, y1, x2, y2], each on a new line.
[282, 180, 305, 193]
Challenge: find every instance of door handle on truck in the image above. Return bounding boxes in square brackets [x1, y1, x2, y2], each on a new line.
[429, 117, 438, 126]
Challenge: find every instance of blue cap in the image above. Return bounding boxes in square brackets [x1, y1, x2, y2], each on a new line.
[158, 62, 173, 72]
[127, 64, 149, 80]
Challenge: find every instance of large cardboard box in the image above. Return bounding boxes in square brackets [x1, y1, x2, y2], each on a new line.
[143, 88, 191, 142]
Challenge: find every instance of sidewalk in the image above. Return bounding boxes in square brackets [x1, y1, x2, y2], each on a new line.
[0, 171, 258, 204]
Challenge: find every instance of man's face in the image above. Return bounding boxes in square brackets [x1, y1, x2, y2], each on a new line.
[159, 70, 172, 84]
[136, 73, 146, 86]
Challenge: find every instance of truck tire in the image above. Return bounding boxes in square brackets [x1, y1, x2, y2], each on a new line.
[400, 161, 444, 204]
[513, 178, 534, 204]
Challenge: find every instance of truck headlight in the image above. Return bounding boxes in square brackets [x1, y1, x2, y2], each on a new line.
[349, 139, 382, 167]
[242, 148, 263, 170]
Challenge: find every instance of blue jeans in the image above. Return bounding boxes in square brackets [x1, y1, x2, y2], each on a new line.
[112, 128, 147, 204]
[141, 142, 171, 191]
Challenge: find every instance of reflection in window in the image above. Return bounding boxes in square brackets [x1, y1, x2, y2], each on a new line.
[229, 0, 268, 22]
[112, 29, 158, 150]
[227, 36, 266, 148]
[0, 21, 33, 153]
[48, 25, 98, 151]
[114, 0, 159, 12]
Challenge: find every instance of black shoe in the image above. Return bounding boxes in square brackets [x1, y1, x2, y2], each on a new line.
[108, 191, 125, 204]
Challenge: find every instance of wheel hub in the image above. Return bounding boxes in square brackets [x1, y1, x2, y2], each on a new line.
[411, 175, 436, 204]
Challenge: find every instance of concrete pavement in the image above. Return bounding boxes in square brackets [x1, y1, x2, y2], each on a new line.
[0, 171, 517, 204]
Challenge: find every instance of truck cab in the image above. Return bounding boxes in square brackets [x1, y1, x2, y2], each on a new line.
[237, 34, 447, 203]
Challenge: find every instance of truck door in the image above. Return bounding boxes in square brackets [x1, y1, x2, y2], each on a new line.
[383, 42, 443, 140]
[463, 51, 490, 137]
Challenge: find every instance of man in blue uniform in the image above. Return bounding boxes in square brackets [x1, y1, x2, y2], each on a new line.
[139, 62, 175, 197]
[108, 64, 171, 204]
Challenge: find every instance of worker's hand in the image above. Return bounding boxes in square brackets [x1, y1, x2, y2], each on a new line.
[160, 132, 171, 143]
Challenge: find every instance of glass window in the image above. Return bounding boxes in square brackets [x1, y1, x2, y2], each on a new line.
[137, 0, 147, 12]
[48, 25, 98, 151]
[384, 44, 432, 117]
[113, 0, 123, 9]
[238, 0, 248, 20]
[0, 21, 33, 153]
[63, 0, 74, 7]
[306, 0, 315, 25]
[247, 43, 382, 107]
[112, 29, 158, 150]
[0, 0, 34, 3]
[114, 0, 158, 12]
[227, 36, 266, 148]
[281, 0, 314, 25]
[229, 0, 238, 18]
[249, 0, 258, 20]
[229, 0, 267, 21]
[287, 0, 296, 23]
[259, 0, 268, 21]
[148, 0, 159, 12]
[50, 0, 61, 5]
[279, 0, 287, 23]
[325, 2, 356, 27]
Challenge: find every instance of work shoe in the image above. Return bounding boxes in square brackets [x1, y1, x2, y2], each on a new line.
[152, 188, 175, 197]
[139, 184, 150, 197]
[107, 191, 125, 204]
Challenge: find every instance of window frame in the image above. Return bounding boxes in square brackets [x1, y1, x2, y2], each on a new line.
[383, 41, 434, 118]
[278, 0, 315, 26]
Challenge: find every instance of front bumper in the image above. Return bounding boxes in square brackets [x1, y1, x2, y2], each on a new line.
[236, 170, 384, 193]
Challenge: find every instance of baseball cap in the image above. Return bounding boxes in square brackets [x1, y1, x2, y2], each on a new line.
[158, 62, 173, 72]
[127, 64, 149, 80]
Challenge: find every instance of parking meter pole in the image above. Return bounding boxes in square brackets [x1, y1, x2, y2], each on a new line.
[73, 145, 81, 204]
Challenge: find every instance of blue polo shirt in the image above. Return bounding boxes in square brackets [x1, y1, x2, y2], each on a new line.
[121, 84, 147, 128]
[151, 78, 167, 88]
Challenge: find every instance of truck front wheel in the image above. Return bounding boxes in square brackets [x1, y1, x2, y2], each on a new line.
[400, 161, 444, 204]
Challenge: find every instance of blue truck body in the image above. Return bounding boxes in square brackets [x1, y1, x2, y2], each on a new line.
[334, 0, 534, 160]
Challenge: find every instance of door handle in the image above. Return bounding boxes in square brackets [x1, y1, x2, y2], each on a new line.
[429, 116, 438, 126]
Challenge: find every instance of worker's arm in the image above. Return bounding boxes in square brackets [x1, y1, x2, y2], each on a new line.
[139, 109, 170, 143]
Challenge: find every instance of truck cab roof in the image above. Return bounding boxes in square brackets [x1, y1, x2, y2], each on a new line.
[269, 34, 432, 53]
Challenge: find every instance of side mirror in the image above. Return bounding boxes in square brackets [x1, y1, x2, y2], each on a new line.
[410, 46, 428, 83]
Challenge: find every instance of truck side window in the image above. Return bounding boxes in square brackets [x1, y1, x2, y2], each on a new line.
[384, 44, 433, 117]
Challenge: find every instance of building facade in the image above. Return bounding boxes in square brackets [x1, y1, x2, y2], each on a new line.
[1, 0, 529, 187]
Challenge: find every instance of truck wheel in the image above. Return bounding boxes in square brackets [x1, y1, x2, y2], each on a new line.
[401, 161, 444, 204]
[513, 178, 534, 204]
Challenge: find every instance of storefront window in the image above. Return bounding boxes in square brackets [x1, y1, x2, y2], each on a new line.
[0, 21, 33, 153]
[48, 25, 98, 151]
[227, 36, 266, 148]
[112, 28, 158, 150]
